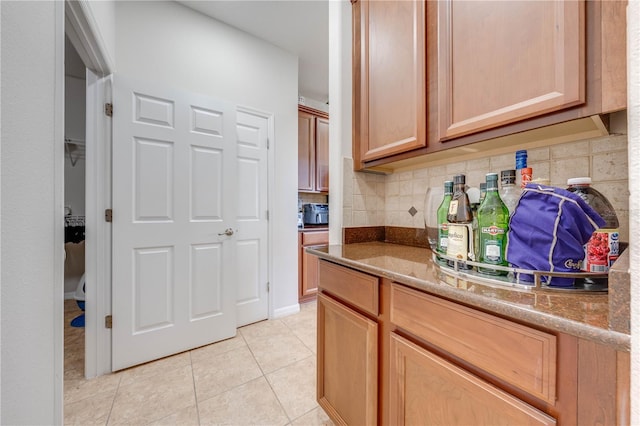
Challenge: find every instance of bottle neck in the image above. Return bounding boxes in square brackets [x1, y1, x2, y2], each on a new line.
[453, 183, 466, 193]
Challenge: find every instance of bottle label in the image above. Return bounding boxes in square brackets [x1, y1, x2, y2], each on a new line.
[480, 226, 507, 265]
[437, 222, 449, 254]
[483, 240, 502, 262]
[448, 200, 459, 216]
[583, 230, 619, 272]
[447, 224, 469, 260]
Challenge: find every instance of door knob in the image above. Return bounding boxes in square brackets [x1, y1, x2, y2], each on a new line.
[218, 228, 234, 236]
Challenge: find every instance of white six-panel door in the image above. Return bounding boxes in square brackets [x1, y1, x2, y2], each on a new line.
[111, 76, 238, 370]
[235, 108, 270, 327]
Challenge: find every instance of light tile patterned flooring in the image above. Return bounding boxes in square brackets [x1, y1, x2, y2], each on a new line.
[64, 299, 333, 425]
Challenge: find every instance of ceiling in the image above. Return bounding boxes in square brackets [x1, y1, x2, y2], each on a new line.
[178, 0, 329, 104]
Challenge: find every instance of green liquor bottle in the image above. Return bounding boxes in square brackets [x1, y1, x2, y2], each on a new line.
[436, 181, 454, 262]
[477, 173, 509, 275]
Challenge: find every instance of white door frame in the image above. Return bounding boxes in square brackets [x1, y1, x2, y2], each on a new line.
[65, 0, 114, 378]
[237, 105, 276, 323]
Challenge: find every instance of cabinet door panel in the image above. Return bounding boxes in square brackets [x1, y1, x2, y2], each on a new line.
[356, 0, 427, 164]
[301, 251, 319, 299]
[298, 111, 315, 191]
[389, 333, 556, 426]
[318, 293, 378, 425]
[438, 0, 585, 140]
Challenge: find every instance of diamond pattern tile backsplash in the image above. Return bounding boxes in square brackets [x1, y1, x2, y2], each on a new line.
[343, 133, 630, 242]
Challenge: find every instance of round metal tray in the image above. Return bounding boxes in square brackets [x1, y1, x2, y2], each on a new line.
[432, 252, 609, 293]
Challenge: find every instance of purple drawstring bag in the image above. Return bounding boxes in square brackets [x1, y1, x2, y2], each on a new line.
[506, 184, 605, 287]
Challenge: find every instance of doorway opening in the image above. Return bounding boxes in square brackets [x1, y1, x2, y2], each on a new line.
[63, 33, 88, 379]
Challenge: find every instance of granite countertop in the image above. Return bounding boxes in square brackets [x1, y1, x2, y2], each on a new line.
[307, 241, 630, 352]
[298, 225, 329, 232]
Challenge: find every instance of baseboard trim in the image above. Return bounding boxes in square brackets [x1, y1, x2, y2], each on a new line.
[272, 303, 300, 318]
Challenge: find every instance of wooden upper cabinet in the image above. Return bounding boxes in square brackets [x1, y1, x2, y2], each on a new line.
[298, 106, 329, 192]
[298, 110, 315, 191]
[438, 0, 585, 141]
[353, 0, 427, 169]
[315, 117, 330, 192]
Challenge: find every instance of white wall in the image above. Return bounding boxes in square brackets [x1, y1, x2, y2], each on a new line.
[328, 0, 352, 245]
[628, 2, 640, 423]
[114, 1, 300, 315]
[65, 75, 86, 217]
[1, 1, 65, 424]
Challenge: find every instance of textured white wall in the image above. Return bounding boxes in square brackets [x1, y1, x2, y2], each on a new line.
[114, 1, 299, 315]
[627, 1, 639, 423]
[1, 1, 64, 424]
[328, 0, 353, 245]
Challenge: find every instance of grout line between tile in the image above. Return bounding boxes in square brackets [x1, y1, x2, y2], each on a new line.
[188, 351, 202, 426]
[104, 373, 122, 426]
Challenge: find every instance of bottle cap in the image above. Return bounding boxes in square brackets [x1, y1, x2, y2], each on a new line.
[453, 174, 466, 185]
[521, 167, 532, 175]
[500, 169, 516, 185]
[567, 177, 592, 186]
[515, 150, 528, 169]
[485, 172, 499, 182]
[485, 173, 499, 190]
[443, 180, 453, 193]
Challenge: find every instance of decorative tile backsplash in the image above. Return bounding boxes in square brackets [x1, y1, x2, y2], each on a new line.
[343, 133, 630, 242]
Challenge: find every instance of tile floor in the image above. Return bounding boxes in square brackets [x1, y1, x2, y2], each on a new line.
[64, 299, 333, 425]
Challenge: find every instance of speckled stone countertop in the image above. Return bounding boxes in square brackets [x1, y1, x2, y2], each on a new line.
[308, 242, 630, 352]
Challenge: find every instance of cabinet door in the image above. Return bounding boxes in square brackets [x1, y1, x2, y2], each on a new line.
[353, 0, 427, 168]
[315, 117, 329, 192]
[301, 251, 319, 300]
[298, 111, 315, 191]
[438, 0, 585, 141]
[318, 293, 378, 425]
[389, 333, 556, 426]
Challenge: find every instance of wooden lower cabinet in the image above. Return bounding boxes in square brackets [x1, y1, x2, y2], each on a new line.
[389, 333, 555, 426]
[298, 231, 328, 302]
[316, 260, 630, 425]
[317, 292, 378, 425]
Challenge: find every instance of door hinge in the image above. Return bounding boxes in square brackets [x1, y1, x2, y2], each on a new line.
[267, 138, 270, 149]
[267, 282, 270, 292]
[105, 208, 113, 222]
[105, 315, 113, 329]
[266, 210, 269, 220]
[105, 103, 113, 117]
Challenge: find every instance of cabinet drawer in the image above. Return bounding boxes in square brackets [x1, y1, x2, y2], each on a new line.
[390, 284, 557, 403]
[301, 231, 328, 246]
[390, 333, 556, 426]
[319, 260, 379, 316]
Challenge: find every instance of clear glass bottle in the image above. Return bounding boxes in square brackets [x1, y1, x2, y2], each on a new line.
[446, 174, 473, 267]
[566, 177, 620, 272]
[499, 169, 520, 216]
[436, 181, 454, 262]
[477, 173, 510, 275]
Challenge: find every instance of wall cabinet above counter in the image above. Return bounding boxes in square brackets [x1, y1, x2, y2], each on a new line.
[298, 106, 329, 192]
[352, 0, 627, 172]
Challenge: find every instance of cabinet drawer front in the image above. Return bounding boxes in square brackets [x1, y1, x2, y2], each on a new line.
[319, 260, 379, 316]
[301, 231, 328, 246]
[391, 284, 557, 403]
[390, 333, 556, 426]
